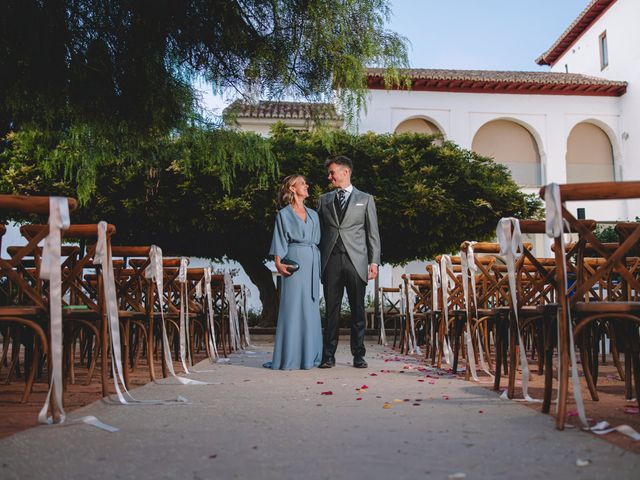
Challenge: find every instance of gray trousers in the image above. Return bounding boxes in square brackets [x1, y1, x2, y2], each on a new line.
[322, 249, 366, 360]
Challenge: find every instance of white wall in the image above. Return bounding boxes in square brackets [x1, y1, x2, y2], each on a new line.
[551, 0, 639, 214]
[359, 88, 626, 221]
[551, 1, 638, 173]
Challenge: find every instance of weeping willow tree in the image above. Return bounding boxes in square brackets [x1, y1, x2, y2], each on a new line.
[0, 124, 540, 325]
[1, 0, 409, 199]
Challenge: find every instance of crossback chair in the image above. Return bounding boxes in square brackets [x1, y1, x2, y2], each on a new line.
[540, 181, 640, 430]
[400, 274, 432, 356]
[0, 195, 77, 411]
[21, 223, 116, 398]
[377, 286, 403, 347]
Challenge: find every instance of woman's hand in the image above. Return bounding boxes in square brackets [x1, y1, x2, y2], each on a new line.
[275, 257, 293, 277]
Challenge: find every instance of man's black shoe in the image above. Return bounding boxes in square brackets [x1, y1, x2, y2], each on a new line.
[319, 358, 335, 369]
[353, 357, 368, 368]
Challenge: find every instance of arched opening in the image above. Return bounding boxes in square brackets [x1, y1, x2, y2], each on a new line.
[394, 117, 442, 135]
[471, 120, 542, 187]
[566, 122, 615, 183]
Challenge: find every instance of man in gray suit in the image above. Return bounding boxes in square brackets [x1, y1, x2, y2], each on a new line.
[317, 155, 381, 368]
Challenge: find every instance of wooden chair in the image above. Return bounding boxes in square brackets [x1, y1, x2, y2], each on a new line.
[0, 195, 77, 409]
[20, 223, 116, 398]
[377, 286, 403, 347]
[540, 180, 640, 430]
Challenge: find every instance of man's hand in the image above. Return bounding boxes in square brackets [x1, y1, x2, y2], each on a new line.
[368, 263, 378, 280]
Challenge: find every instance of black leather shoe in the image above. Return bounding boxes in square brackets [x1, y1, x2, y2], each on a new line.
[353, 357, 368, 368]
[319, 358, 335, 369]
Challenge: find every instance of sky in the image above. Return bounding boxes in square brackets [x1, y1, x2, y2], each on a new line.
[201, 0, 591, 114]
[387, 0, 589, 71]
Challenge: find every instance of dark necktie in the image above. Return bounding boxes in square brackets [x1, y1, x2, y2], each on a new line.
[337, 189, 347, 213]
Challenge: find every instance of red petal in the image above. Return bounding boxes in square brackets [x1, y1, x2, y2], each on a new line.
[320, 391, 333, 395]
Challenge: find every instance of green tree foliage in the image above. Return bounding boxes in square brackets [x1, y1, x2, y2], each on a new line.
[0, 1, 408, 165]
[0, 125, 539, 324]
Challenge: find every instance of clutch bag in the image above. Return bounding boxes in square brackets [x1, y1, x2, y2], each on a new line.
[281, 258, 300, 273]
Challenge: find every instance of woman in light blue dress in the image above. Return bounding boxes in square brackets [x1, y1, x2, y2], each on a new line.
[264, 174, 323, 370]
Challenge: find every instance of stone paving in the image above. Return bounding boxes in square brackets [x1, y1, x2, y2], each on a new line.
[1, 339, 639, 480]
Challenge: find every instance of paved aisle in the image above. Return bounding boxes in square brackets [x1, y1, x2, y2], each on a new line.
[1, 340, 638, 480]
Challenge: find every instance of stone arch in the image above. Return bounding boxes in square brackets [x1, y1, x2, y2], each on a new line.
[471, 118, 543, 187]
[394, 116, 444, 136]
[566, 120, 617, 183]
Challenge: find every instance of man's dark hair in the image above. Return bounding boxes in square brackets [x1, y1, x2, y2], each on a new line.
[325, 155, 353, 171]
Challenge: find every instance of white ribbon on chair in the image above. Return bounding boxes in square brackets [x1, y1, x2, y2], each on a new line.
[38, 197, 70, 425]
[405, 279, 423, 355]
[204, 267, 219, 360]
[195, 278, 203, 300]
[94, 225, 191, 404]
[439, 255, 455, 367]
[544, 184, 588, 426]
[460, 244, 480, 381]
[144, 246, 207, 385]
[460, 244, 494, 380]
[240, 285, 253, 348]
[378, 287, 388, 346]
[223, 272, 241, 351]
[178, 257, 192, 373]
[429, 262, 440, 358]
[497, 218, 539, 402]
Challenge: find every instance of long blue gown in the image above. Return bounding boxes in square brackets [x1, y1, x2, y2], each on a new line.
[266, 204, 322, 370]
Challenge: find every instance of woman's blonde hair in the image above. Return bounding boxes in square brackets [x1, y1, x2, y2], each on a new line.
[278, 174, 305, 207]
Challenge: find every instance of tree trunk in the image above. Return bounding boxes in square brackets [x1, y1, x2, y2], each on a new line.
[236, 255, 278, 327]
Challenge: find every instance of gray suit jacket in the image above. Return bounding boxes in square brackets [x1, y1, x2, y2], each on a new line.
[317, 187, 381, 283]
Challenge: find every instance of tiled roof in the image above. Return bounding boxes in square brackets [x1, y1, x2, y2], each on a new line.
[225, 100, 342, 121]
[366, 68, 627, 96]
[536, 0, 617, 66]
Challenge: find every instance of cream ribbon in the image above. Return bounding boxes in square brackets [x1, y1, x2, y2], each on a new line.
[588, 421, 640, 440]
[460, 244, 480, 381]
[38, 197, 70, 425]
[94, 224, 191, 404]
[144, 246, 207, 385]
[460, 244, 493, 380]
[223, 272, 241, 351]
[239, 285, 253, 348]
[496, 218, 539, 402]
[404, 279, 423, 355]
[178, 257, 192, 373]
[204, 267, 219, 360]
[544, 184, 588, 425]
[378, 287, 388, 346]
[439, 255, 455, 367]
[429, 262, 439, 357]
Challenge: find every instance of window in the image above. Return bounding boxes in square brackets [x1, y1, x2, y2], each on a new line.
[599, 31, 608, 70]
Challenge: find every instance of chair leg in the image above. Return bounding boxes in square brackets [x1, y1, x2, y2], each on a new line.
[507, 315, 518, 399]
[21, 337, 38, 403]
[493, 322, 503, 392]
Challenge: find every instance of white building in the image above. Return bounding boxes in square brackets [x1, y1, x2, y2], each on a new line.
[230, 0, 638, 298]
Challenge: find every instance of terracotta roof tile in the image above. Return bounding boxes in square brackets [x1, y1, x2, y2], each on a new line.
[226, 100, 342, 121]
[366, 68, 626, 96]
